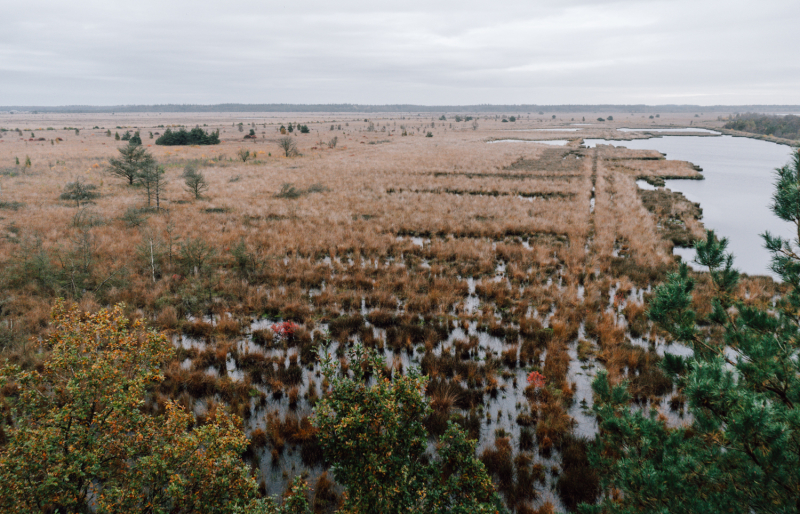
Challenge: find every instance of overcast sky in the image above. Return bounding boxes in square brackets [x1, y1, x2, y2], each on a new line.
[2, 0, 798, 106]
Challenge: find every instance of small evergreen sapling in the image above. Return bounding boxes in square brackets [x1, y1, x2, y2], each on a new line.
[60, 179, 100, 207]
[136, 163, 168, 210]
[106, 143, 155, 185]
[182, 164, 209, 200]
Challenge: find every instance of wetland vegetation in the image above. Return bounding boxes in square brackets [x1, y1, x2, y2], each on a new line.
[0, 111, 794, 512]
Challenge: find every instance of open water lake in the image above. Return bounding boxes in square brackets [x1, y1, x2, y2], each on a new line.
[584, 135, 797, 278]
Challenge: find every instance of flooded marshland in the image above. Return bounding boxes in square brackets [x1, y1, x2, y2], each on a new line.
[0, 112, 785, 512]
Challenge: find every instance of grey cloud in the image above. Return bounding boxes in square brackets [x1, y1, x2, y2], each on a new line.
[1, 0, 798, 105]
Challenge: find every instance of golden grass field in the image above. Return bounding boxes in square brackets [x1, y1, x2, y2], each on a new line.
[0, 111, 781, 512]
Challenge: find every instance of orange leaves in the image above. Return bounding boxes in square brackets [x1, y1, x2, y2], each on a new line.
[527, 371, 546, 389]
[0, 301, 257, 513]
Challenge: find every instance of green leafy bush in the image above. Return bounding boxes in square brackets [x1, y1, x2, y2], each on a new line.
[0, 302, 257, 513]
[313, 344, 506, 514]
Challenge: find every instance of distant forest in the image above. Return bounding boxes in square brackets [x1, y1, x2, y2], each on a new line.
[724, 113, 800, 140]
[3, 103, 800, 114]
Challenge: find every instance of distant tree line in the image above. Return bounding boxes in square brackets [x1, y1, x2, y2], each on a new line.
[724, 113, 800, 140]
[155, 127, 220, 146]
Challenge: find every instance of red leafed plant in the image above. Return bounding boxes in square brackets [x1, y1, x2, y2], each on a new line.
[271, 321, 299, 338]
[527, 371, 546, 389]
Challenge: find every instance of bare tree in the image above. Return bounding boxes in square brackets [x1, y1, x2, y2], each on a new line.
[237, 148, 251, 162]
[277, 136, 297, 157]
[137, 228, 165, 283]
[107, 143, 155, 185]
[472, 119, 479, 131]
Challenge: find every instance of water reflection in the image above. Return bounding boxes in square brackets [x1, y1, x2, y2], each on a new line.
[584, 135, 796, 278]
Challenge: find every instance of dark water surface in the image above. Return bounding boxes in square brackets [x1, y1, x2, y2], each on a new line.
[584, 135, 797, 278]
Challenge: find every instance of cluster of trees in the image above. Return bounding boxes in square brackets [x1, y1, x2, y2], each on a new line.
[725, 113, 800, 140]
[279, 123, 310, 134]
[106, 142, 209, 208]
[119, 130, 142, 144]
[313, 344, 506, 514]
[13, 155, 32, 167]
[156, 127, 220, 146]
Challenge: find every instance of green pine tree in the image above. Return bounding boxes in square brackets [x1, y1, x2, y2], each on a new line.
[582, 151, 800, 514]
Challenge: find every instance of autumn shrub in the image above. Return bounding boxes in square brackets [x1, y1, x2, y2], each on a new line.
[480, 436, 514, 485]
[0, 301, 257, 513]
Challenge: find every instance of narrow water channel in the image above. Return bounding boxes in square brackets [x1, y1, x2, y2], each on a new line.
[584, 135, 797, 278]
